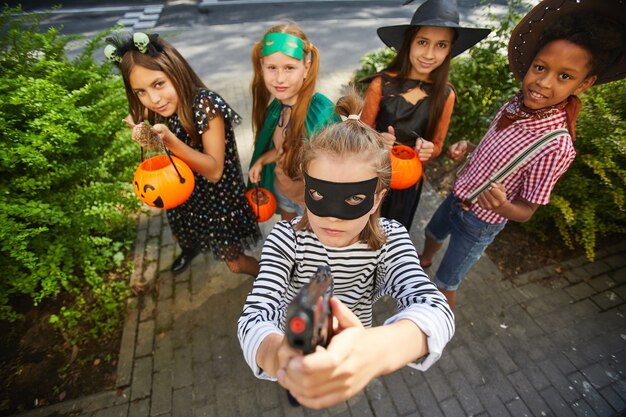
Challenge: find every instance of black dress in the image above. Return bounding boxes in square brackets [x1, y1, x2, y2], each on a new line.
[374, 74, 444, 230]
[166, 89, 261, 261]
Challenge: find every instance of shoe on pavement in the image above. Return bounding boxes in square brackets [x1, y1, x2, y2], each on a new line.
[171, 248, 200, 274]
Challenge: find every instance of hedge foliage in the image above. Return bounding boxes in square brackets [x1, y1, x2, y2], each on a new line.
[354, 0, 626, 259]
[529, 81, 626, 259]
[0, 6, 139, 344]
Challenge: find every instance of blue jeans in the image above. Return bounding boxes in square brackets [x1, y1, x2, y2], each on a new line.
[273, 182, 304, 217]
[425, 193, 506, 290]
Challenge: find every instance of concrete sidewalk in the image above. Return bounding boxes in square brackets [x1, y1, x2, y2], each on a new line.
[14, 70, 626, 417]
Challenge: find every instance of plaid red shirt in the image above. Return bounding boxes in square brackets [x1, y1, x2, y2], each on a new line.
[452, 105, 576, 224]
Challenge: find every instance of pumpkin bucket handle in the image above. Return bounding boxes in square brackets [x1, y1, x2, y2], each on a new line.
[163, 147, 187, 184]
[141, 145, 187, 184]
[253, 182, 260, 220]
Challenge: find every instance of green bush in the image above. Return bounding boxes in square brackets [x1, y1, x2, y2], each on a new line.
[527, 80, 626, 259]
[0, 6, 139, 345]
[353, 0, 626, 259]
[447, 2, 521, 147]
[353, 47, 397, 91]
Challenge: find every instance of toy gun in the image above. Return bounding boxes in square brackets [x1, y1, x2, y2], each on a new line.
[285, 265, 334, 354]
[283, 265, 334, 407]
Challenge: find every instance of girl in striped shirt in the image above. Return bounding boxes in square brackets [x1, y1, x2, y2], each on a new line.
[238, 93, 454, 410]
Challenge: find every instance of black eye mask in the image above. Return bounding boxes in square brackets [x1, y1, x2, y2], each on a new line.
[304, 172, 379, 220]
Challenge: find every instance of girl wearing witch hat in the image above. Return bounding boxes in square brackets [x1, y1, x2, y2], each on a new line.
[420, 0, 625, 309]
[360, 0, 490, 230]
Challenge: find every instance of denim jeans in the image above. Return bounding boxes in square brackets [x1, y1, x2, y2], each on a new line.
[425, 193, 506, 290]
[273, 182, 304, 217]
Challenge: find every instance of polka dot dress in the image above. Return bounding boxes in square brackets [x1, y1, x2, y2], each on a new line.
[166, 89, 261, 261]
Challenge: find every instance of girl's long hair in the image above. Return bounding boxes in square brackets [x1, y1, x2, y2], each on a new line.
[120, 37, 207, 146]
[251, 23, 320, 179]
[296, 91, 391, 250]
[383, 26, 455, 141]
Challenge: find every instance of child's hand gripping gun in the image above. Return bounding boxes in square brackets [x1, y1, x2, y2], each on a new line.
[285, 265, 334, 354]
[284, 265, 334, 407]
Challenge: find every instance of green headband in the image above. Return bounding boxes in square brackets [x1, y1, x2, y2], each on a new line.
[261, 32, 304, 60]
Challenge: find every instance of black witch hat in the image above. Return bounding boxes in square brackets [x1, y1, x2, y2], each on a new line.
[377, 0, 491, 57]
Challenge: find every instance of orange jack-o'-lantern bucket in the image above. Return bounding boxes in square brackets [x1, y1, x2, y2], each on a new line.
[389, 145, 423, 190]
[133, 154, 195, 209]
[246, 186, 277, 222]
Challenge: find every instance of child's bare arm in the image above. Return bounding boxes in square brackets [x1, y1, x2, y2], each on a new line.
[477, 182, 539, 222]
[380, 126, 396, 148]
[248, 148, 279, 183]
[446, 140, 476, 161]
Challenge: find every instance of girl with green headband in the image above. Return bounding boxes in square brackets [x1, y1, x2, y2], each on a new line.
[248, 24, 340, 222]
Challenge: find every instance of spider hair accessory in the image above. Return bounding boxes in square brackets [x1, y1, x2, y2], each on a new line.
[104, 32, 163, 66]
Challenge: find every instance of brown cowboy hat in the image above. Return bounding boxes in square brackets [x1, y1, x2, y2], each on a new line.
[508, 0, 626, 85]
[377, 0, 491, 58]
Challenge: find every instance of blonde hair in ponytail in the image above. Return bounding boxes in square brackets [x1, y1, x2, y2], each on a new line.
[251, 23, 320, 179]
[296, 89, 391, 250]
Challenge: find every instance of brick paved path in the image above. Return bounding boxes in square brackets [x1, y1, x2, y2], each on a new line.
[14, 73, 626, 417]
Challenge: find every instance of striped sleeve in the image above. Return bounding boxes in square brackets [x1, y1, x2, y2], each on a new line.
[378, 220, 455, 370]
[237, 220, 296, 380]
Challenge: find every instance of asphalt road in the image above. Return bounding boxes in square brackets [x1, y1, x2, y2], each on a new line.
[16, 0, 509, 82]
[19, 0, 508, 36]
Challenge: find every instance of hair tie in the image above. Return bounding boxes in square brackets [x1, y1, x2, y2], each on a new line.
[347, 114, 360, 120]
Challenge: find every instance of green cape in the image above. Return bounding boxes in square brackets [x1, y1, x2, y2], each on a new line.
[247, 93, 340, 203]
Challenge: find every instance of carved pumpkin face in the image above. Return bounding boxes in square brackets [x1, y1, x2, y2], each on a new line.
[246, 187, 277, 222]
[389, 145, 423, 190]
[133, 155, 195, 209]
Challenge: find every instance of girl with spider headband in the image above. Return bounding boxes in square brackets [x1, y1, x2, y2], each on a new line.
[360, 0, 490, 230]
[105, 32, 261, 276]
[248, 24, 341, 222]
[238, 92, 454, 409]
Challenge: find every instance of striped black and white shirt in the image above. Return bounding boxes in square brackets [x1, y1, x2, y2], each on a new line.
[238, 217, 455, 380]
